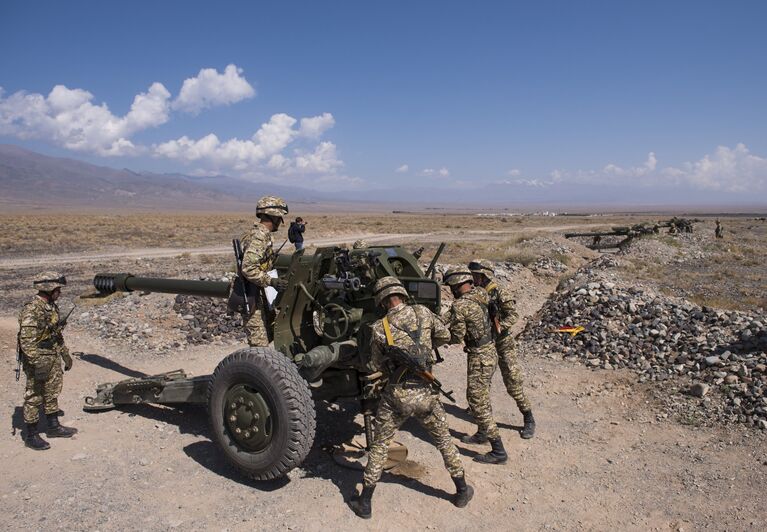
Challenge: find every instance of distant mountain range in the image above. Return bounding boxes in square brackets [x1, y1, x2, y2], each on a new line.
[0, 144, 327, 210]
[1, 144, 763, 212]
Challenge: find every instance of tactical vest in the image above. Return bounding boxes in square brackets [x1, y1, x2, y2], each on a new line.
[463, 293, 494, 349]
[382, 307, 432, 384]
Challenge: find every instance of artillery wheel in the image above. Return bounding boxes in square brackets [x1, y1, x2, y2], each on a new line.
[208, 347, 316, 480]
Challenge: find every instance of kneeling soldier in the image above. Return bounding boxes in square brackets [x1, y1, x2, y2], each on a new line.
[444, 266, 508, 464]
[350, 276, 473, 519]
[469, 259, 535, 438]
[18, 272, 77, 450]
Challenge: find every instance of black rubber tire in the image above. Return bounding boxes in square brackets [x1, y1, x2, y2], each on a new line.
[208, 347, 316, 480]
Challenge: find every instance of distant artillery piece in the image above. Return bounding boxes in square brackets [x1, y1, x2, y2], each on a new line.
[565, 218, 701, 251]
[564, 223, 658, 251]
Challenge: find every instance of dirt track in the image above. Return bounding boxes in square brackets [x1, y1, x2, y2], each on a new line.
[1, 267, 765, 531]
[0, 224, 607, 269]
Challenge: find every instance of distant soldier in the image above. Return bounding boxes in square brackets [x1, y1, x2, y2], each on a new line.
[469, 259, 535, 439]
[715, 219, 724, 239]
[350, 276, 473, 519]
[240, 196, 290, 346]
[352, 239, 369, 249]
[444, 266, 508, 465]
[18, 272, 77, 450]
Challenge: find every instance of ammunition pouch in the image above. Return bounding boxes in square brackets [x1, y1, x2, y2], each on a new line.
[465, 332, 494, 350]
[37, 338, 56, 350]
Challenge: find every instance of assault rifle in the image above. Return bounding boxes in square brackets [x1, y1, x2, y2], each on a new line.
[232, 239, 252, 316]
[386, 345, 456, 403]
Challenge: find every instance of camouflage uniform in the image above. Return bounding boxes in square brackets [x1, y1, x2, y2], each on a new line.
[240, 196, 288, 347]
[19, 295, 68, 424]
[364, 302, 463, 487]
[240, 223, 276, 346]
[352, 239, 369, 249]
[485, 279, 531, 413]
[448, 285, 500, 440]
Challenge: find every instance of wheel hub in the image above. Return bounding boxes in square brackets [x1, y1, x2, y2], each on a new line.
[224, 384, 273, 451]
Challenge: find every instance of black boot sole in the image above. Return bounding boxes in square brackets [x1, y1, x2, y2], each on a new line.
[473, 454, 508, 465]
[46, 431, 77, 438]
[25, 442, 50, 451]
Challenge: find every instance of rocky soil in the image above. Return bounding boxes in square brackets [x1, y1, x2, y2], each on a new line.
[521, 258, 767, 430]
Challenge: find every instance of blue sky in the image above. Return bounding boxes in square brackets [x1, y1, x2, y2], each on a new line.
[1, 1, 766, 203]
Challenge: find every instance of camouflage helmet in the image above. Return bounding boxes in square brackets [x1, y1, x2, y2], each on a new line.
[373, 276, 409, 306]
[256, 196, 289, 219]
[468, 258, 495, 279]
[443, 266, 473, 287]
[33, 271, 67, 292]
[352, 239, 369, 249]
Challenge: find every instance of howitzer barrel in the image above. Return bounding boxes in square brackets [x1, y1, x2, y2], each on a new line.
[93, 273, 231, 298]
[564, 231, 612, 238]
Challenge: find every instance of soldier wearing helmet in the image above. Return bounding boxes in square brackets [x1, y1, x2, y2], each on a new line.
[443, 266, 508, 465]
[469, 259, 535, 439]
[240, 196, 290, 347]
[18, 272, 77, 450]
[350, 276, 473, 518]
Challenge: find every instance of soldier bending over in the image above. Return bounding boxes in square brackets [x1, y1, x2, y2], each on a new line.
[350, 276, 473, 519]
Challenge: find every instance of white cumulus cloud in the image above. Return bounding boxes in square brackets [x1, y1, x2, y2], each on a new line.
[507, 168, 521, 177]
[0, 82, 171, 156]
[438, 167, 450, 177]
[520, 145, 766, 193]
[395, 164, 409, 173]
[153, 112, 342, 176]
[172, 64, 255, 114]
[299, 112, 335, 138]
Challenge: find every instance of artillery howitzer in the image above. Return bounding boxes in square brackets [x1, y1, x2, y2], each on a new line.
[657, 217, 701, 234]
[564, 223, 660, 251]
[84, 243, 446, 480]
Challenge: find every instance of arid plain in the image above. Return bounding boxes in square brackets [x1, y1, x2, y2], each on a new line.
[1, 210, 765, 531]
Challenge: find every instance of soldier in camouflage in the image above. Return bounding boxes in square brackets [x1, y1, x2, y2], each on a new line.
[469, 259, 535, 439]
[350, 276, 473, 519]
[240, 196, 290, 347]
[444, 266, 508, 465]
[18, 272, 77, 450]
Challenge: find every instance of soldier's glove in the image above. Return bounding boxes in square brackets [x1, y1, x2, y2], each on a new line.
[33, 357, 54, 380]
[269, 277, 289, 291]
[62, 351, 73, 371]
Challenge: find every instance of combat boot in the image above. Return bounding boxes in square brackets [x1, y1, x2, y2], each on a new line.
[460, 431, 488, 444]
[349, 485, 375, 519]
[45, 413, 78, 438]
[25, 423, 50, 451]
[452, 475, 474, 508]
[473, 437, 508, 465]
[521, 411, 536, 439]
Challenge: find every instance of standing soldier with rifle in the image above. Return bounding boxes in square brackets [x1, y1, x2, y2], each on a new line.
[469, 259, 535, 439]
[350, 276, 473, 519]
[444, 266, 508, 464]
[17, 272, 77, 450]
[239, 196, 290, 347]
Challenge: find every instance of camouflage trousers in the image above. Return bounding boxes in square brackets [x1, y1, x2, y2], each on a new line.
[466, 347, 500, 440]
[243, 306, 270, 347]
[23, 355, 63, 424]
[363, 384, 464, 487]
[496, 333, 532, 413]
